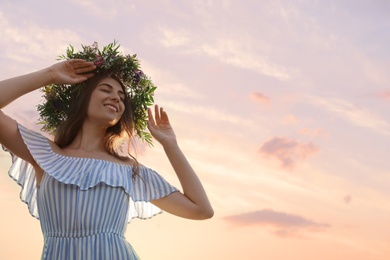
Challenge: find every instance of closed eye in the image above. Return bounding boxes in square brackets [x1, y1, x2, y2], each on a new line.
[99, 85, 125, 102]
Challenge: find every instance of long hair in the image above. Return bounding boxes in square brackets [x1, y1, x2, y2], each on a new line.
[54, 73, 140, 176]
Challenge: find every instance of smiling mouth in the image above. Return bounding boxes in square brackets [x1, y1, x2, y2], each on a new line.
[104, 104, 118, 112]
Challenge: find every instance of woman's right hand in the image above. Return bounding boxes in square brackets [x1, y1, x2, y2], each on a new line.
[49, 59, 96, 85]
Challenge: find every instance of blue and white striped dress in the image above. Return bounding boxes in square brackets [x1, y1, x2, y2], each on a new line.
[6, 124, 178, 259]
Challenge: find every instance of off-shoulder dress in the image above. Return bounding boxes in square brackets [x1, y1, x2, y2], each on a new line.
[5, 124, 178, 259]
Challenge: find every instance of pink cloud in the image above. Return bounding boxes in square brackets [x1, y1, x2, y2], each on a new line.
[284, 114, 300, 125]
[259, 136, 319, 170]
[224, 209, 329, 237]
[250, 92, 270, 104]
[379, 91, 390, 100]
[343, 194, 352, 204]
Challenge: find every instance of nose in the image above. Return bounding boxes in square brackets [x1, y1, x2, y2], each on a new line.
[111, 93, 120, 102]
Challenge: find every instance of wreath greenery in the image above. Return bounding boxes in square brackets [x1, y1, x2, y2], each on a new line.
[37, 41, 156, 145]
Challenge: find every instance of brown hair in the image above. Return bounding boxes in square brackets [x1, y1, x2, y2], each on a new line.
[54, 73, 140, 176]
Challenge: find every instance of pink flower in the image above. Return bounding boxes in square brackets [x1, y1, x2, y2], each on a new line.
[94, 55, 105, 67]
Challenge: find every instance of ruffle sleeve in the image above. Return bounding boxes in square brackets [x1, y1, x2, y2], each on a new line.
[3, 123, 178, 221]
[129, 166, 179, 220]
[3, 143, 39, 218]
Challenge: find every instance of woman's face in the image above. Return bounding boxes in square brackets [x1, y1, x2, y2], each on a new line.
[87, 77, 126, 127]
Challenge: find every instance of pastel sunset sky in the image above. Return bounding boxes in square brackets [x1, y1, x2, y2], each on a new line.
[0, 0, 389, 259]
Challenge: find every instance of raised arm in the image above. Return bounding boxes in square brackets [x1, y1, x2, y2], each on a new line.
[0, 59, 95, 108]
[0, 60, 96, 170]
[148, 105, 214, 220]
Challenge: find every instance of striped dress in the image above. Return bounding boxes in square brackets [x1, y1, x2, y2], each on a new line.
[6, 124, 178, 259]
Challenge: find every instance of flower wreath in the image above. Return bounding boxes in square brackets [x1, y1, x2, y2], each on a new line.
[37, 41, 156, 145]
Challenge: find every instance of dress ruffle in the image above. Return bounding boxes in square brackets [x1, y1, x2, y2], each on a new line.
[4, 124, 178, 221]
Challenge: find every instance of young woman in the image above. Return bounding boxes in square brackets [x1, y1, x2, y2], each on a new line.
[0, 42, 213, 259]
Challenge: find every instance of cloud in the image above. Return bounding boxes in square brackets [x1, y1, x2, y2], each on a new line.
[259, 136, 318, 170]
[225, 209, 329, 237]
[378, 91, 390, 100]
[343, 194, 352, 204]
[158, 27, 190, 48]
[134, 61, 202, 99]
[283, 114, 300, 125]
[71, 0, 134, 19]
[0, 11, 82, 67]
[250, 92, 270, 104]
[155, 25, 293, 81]
[162, 100, 260, 130]
[305, 95, 390, 136]
[198, 39, 291, 81]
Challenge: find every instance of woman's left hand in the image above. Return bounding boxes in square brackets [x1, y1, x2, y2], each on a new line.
[148, 105, 214, 220]
[147, 105, 177, 146]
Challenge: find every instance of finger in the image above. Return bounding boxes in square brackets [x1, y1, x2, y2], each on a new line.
[161, 109, 170, 124]
[71, 59, 95, 67]
[154, 104, 160, 123]
[69, 60, 96, 72]
[160, 107, 168, 123]
[74, 64, 96, 74]
[75, 66, 96, 74]
[147, 107, 156, 127]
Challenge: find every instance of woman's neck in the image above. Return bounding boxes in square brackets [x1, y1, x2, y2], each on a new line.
[67, 120, 107, 153]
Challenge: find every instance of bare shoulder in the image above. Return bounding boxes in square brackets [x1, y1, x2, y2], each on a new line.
[0, 112, 46, 183]
[0, 111, 35, 165]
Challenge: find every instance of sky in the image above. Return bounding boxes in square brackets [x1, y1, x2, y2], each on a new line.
[0, 0, 389, 259]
